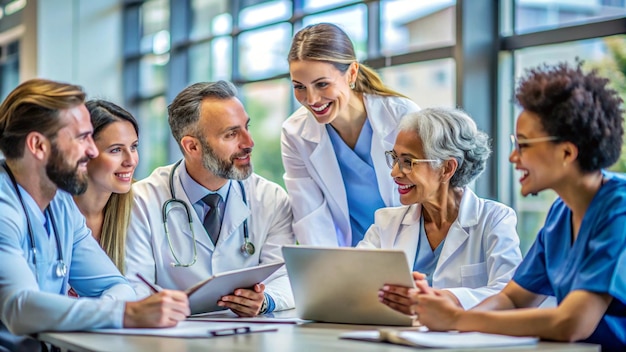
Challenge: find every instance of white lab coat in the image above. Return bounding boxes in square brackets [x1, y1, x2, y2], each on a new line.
[358, 188, 522, 309]
[125, 163, 295, 311]
[281, 94, 420, 246]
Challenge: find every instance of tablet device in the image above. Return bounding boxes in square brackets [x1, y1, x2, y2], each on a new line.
[282, 245, 416, 326]
[186, 261, 285, 315]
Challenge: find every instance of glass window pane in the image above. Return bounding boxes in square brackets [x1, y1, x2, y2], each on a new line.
[511, 35, 626, 253]
[140, 0, 170, 54]
[239, 1, 291, 30]
[381, 0, 456, 55]
[189, 37, 232, 83]
[302, 5, 367, 60]
[240, 79, 292, 187]
[379, 59, 456, 108]
[303, 0, 355, 12]
[514, 0, 626, 34]
[0, 41, 19, 101]
[136, 96, 169, 178]
[190, 0, 231, 39]
[238, 23, 291, 81]
[0, 57, 19, 102]
[139, 54, 169, 97]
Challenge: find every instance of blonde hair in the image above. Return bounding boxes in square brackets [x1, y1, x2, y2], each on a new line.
[100, 191, 133, 274]
[288, 23, 405, 98]
[85, 100, 139, 274]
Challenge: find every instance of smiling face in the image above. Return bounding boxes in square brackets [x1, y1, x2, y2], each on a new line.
[46, 104, 99, 195]
[391, 130, 443, 205]
[87, 120, 139, 195]
[196, 97, 254, 181]
[509, 110, 565, 196]
[289, 60, 358, 124]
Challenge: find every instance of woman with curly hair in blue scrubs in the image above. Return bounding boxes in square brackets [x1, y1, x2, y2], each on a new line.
[380, 62, 626, 351]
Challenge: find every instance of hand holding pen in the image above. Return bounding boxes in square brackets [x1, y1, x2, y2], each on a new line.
[121, 273, 191, 328]
[136, 273, 162, 293]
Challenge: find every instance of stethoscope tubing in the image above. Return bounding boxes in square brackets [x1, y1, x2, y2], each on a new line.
[2, 162, 67, 280]
[164, 160, 255, 266]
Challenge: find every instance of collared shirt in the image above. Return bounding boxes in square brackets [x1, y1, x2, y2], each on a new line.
[0, 165, 135, 335]
[326, 119, 386, 246]
[178, 161, 230, 224]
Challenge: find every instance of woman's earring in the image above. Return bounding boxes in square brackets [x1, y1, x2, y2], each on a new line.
[350, 82, 356, 90]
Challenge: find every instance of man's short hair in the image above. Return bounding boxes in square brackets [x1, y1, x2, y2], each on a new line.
[0, 79, 86, 159]
[167, 80, 238, 148]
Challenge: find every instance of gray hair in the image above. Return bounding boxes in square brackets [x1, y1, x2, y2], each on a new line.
[398, 107, 491, 187]
[168, 80, 238, 146]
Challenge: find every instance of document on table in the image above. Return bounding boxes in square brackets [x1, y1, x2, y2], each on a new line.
[187, 308, 311, 324]
[88, 321, 277, 338]
[340, 329, 539, 348]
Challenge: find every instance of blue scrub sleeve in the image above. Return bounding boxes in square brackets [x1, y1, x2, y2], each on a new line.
[512, 227, 554, 297]
[571, 203, 626, 307]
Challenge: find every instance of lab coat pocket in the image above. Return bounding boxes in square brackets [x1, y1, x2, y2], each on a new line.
[460, 262, 487, 288]
[292, 200, 335, 246]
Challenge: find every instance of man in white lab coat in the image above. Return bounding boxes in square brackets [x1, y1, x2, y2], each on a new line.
[125, 81, 295, 317]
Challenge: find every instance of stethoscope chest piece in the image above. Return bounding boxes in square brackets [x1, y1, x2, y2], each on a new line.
[241, 241, 255, 257]
[55, 260, 68, 277]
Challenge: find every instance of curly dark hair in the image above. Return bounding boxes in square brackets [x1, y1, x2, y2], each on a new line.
[515, 62, 624, 172]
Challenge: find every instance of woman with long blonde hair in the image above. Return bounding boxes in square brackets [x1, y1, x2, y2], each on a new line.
[74, 100, 139, 273]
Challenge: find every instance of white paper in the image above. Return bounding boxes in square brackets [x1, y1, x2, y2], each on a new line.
[340, 329, 538, 348]
[398, 331, 539, 348]
[88, 321, 277, 338]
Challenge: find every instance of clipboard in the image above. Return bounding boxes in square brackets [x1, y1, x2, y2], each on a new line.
[186, 261, 285, 315]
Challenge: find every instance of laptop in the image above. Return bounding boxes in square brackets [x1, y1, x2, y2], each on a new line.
[282, 245, 416, 326]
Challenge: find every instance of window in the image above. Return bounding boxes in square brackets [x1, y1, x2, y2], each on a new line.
[123, 1, 626, 256]
[0, 40, 19, 101]
[381, 0, 456, 55]
[514, 0, 626, 34]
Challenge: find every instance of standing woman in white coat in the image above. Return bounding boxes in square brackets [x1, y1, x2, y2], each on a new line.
[367, 107, 522, 310]
[282, 23, 420, 247]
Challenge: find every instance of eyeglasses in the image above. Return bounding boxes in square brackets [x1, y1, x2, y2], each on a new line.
[385, 150, 437, 173]
[510, 134, 560, 154]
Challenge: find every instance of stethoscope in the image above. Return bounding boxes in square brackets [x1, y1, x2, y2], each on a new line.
[162, 160, 254, 267]
[2, 162, 68, 281]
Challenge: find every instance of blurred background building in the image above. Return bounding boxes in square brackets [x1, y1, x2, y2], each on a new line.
[1, 0, 626, 254]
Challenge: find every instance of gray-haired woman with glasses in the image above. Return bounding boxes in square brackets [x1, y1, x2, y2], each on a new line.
[358, 107, 523, 311]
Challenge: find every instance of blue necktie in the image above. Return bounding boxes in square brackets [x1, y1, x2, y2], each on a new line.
[202, 193, 222, 245]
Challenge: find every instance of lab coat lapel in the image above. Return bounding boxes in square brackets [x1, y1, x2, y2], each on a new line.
[303, 117, 349, 232]
[366, 96, 399, 207]
[219, 181, 251, 244]
[437, 188, 476, 268]
[396, 204, 422, 267]
[172, 166, 216, 252]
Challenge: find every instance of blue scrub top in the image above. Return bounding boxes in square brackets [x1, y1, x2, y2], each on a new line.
[513, 171, 626, 350]
[413, 215, 445, 286]
[327, 119, 386, 246]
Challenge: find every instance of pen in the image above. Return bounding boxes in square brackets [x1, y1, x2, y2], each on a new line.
[208, 326, 278, 337]
[136, 273, 162, 293]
